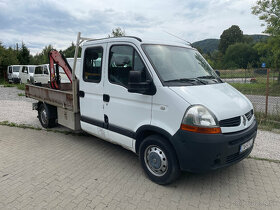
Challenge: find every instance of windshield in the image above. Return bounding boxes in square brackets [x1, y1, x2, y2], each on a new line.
[142, 44, 221, 85]
[13, 66, 20, 72]
[29, 67, 35, 73]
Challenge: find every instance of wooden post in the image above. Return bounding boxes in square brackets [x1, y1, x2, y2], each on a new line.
[265, 68, 270, 117]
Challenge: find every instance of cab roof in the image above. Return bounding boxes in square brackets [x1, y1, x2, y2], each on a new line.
[84, 36, 194, 49]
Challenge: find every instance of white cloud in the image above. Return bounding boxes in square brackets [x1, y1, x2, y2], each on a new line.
[0, 0, 264, 55]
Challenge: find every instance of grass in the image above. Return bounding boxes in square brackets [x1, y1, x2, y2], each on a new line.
[248, 156, 280, 164]
[230, 81, 280, 96]
[0, 120, 85, 136]
[18, 93, 25, 97]
[254, 112, 280, 131]
[0, 120, 42, 130]
[2, 82, 26, 90]
[0, 77, 25, 90]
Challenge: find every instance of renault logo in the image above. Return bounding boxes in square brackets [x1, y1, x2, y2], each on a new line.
[242, 115, 247, 126]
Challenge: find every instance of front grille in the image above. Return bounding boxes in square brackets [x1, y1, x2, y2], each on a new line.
[245, 110, 253, 121]
[226, 149, 251, 164]
[219, 116, 241, 127]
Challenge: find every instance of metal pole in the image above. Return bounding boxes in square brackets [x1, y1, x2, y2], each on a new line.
[265, 68, 270, 117]
[72, 32, 81, 113]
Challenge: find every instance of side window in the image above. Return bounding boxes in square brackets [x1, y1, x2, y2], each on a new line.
[108, 45, 147, 87]
[22, 66, 28, 73]
[83, 47, 103, 83]
[43, 66, 49, 75]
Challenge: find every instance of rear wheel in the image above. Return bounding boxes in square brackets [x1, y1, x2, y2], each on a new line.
[38, 104, 57, 128]
[139, 135, 181, 185]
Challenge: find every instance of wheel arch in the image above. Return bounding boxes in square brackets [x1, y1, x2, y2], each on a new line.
[38, 102, 57, 119]
[135, 125, 174, 154]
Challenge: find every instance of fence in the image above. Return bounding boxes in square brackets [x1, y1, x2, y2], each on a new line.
[220, 69, 280, 128]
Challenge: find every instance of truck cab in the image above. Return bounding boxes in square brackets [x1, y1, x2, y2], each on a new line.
[78, 37, 257, 183]
[26, 35, 257, 185]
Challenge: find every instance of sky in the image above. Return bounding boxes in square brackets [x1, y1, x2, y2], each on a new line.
[0, 0, 264, 55]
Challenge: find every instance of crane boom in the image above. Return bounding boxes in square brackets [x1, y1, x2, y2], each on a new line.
[49, 50, 72, 89]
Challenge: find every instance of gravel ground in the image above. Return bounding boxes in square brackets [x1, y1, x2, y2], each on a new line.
[0, 85, 70, 131]
[0, 85, 280, 161]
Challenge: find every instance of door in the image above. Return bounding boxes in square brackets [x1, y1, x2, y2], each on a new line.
[21, 66, 28, 83]
[79, 44, 106, 138]
[43, 65, 49, 84]
[103, 44, 153, 149]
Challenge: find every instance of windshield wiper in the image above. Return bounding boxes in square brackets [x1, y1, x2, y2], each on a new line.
[164, 78, 207, 85]
[197, 75, 221, 83]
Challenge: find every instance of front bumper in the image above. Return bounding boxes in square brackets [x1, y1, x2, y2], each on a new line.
[170, 119, 257, 172]
[12, 77, 20, 83]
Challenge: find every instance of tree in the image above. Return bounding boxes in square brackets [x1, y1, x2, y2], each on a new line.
[31, 45, 54, 64]
[219, 25, 244, 54]
[252, 0, 280, 36]
[61, 42, 82, 58]
[17, 42, 30, 65]
[108, 27, 126, 37]
[224, 43, 259, 69]
[252, 0, 280, 81]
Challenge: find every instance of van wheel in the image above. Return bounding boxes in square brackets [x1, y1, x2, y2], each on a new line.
[38, 104, 56, 128]
[139, 135, 181, 185]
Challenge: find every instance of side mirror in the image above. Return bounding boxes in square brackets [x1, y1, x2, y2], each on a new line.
[215, 70, 220, 77]
[128, 71, 156, 95]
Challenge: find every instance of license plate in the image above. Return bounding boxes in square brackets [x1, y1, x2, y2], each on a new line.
[240, 138, 254, 153]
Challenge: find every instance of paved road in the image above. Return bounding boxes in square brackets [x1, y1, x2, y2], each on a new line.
[0, 126, 280, 209]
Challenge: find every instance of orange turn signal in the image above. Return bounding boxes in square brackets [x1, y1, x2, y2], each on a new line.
[180, 124, 221, 134]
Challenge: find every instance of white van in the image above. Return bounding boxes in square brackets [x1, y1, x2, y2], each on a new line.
[59, 58, 81, 83]
[30, 64, 50, 85]
[26, 35, 258, 184]
[19, 65, 36, 84]
[7, 65, 22, 83]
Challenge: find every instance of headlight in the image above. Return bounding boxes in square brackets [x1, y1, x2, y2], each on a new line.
[181, 105, 221, 134]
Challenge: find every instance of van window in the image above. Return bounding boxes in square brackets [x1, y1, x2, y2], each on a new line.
[9, 67, 12, 73]
[43, 66, 49, 75]
[83, 47, 103, 83]
[22, 66, 28, 73]
[29, 67, 35, 73]
[13, 66, 20, 72]
[108, 45, 147, 87]
[35, 66, 43, 74]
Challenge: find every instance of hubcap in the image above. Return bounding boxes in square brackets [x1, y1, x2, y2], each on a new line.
[144, 145, 168, 176]
[40, 109, 48, 125]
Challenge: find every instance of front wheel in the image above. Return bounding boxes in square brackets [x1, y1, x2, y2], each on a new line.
[139, 135, 181, 185]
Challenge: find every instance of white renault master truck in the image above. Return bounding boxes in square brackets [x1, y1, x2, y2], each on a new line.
[26, 35, 257, 185]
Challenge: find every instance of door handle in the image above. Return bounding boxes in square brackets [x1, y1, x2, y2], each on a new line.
[103, 94, 110, 102]
[79, 90, 85, 97]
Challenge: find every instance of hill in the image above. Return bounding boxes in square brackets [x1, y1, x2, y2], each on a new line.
[192, 34, 268, 54]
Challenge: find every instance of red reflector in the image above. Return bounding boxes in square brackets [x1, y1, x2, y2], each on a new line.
[180, 124, 221, 134]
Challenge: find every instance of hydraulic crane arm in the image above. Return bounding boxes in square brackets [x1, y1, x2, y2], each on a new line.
[49, 50, 72, 89]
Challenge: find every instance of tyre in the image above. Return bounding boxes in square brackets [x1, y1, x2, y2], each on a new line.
[38, 104, 57, 128]
[139, 135, 181, 185]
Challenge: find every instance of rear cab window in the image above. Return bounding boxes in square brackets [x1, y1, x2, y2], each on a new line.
[83, 47, 103, 83]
